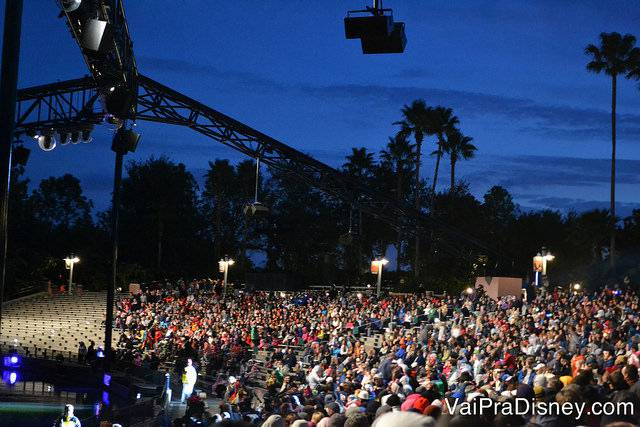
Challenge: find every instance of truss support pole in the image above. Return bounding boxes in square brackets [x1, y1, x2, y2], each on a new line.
[105, 145, 124, 372]
[0, 0, 23, 334]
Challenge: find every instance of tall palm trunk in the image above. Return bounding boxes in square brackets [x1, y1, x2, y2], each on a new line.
[610, 74, 617, 268]
[450, 158, 456, 191]
[431, 140, 443, 195]
[396, 172, 403, 273]
[414, 140, 422, 278]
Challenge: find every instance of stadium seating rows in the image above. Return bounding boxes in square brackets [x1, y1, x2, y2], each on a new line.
[0, 291, 116, 356]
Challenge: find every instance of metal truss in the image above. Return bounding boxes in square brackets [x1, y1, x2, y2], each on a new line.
[61, 0, 138, 117]
[135, 75, 418, 233]
[14, 75, 502, 260]
[14, 77, 103, 135]
[14, 75, 417, 233]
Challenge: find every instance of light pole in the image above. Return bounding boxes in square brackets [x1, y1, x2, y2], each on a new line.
[533, 247, 554, 286]
[0, 0, 24, 339]
[371, 258, 388, 298]
[63, 255, 80, 295]
[540, 247, 555, 276]
[219, 256, 235, 298]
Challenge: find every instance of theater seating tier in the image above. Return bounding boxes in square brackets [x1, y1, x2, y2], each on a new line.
[0, 291, 118, 356]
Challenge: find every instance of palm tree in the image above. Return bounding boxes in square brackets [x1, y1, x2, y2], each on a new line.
[204, 159, 236, 261]
[394, 99, 433, 277]
[343, 147, 376, 180]
[343, 147, 377, 276]
[380, 134, 416, 272]
[442, 128, 477, 191]
[585, 32, 640, 267]
[428, 107, 459, 195]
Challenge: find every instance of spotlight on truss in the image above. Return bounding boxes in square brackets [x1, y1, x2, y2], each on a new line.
[37, 132, 57, 152]
[243, 202, 270, 217]
[59, 131, 71, 146]
[81, 127, 94, 144]
[112, 127, 141, 154]
[60, 0, 82, 13]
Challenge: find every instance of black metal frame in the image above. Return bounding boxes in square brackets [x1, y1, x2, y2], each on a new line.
[15, 75, 417, 234]
[14, 74, 505, 262]
[9, 1, 506, 308]
[135, 75, 417, 233]
[14, 77, 102, 135]
[60, 0, 138, 117]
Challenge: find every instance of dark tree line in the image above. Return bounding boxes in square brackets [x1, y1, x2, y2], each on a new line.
[6, 93, 640, 294]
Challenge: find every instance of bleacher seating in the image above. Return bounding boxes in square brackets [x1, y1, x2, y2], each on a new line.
[0, 291, 117, 356]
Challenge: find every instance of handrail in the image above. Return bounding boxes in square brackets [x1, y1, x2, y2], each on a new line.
[4, 283, 44, 301]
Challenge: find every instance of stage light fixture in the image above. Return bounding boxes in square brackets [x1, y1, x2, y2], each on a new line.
[59, 131, 71, 146]
[112, 128, 141, 154]
[37, 133, 57, 152]
[3, 355, 21, 367]
[82, 128, 94, 144]
[361, 22, 406, 54]
[3, 371, 18, 385]
[344, 1, 406, 54]
[60, 0, 82, 13]
[82, 18, 110, 52]
[71, 131, 80, 144]
[243, 202, 270, 217]
[105, 86, 136, 119]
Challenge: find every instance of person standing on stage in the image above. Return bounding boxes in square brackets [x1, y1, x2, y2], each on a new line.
[181, 358, 198, 403]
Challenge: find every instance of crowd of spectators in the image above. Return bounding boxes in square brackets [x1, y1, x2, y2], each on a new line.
[114, 280, 640, 427]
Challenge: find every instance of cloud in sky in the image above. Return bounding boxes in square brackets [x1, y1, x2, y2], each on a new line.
[460, 154, 640, 217]
[140, 55, 640, 146]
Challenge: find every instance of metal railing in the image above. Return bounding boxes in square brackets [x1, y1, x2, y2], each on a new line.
[4, 283, 45, 301]
[0, 341, 76, 362]
[81, 397, 161, 427]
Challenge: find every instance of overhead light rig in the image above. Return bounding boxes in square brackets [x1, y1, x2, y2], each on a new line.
[13, 0, 503, 266]
[344, 0, 406, 54]
[15, 74, 503, 264]
[13, 76, 100, 151]
[58, 0, 138, 119]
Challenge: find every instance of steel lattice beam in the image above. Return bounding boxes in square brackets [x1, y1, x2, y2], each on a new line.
[14, 77, 103, 135]
[135, 74, 416, 233]
[15, 76, 415, 233]
[60, 0, 138, 118]
[14, 76, 504, 260]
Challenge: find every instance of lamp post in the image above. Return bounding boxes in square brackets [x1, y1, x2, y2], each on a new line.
[540, 247, 555, 276]
[533, 247, 554, 286]
[219, 256, 235, 298]
[371, 258, 388, 298]
[63, 255, 80, 295]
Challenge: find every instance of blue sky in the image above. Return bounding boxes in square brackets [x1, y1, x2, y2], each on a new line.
[6, 0, 640, 215]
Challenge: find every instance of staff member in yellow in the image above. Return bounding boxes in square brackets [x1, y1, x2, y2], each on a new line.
[181, 358, 198, 403]
[53, 404, 81, 427]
